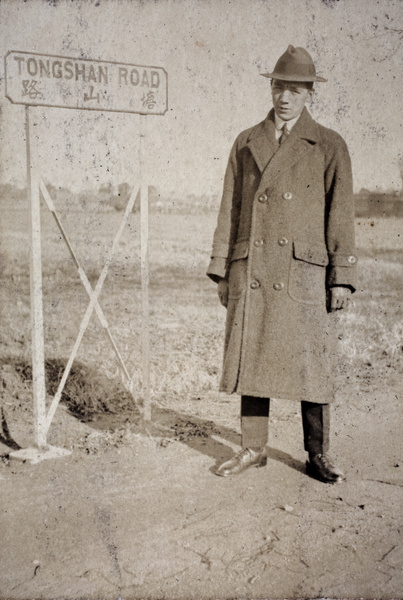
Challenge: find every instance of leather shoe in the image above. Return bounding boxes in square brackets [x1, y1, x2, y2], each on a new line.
[215, 448, 267, 477]
[306, 453, 346, 484]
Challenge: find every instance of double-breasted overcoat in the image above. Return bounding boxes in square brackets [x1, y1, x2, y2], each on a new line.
[207, 108, 357, 403]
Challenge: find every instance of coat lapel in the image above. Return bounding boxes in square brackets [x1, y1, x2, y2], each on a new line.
[247, 108, 320, 182]
[246, 111, 278, 173]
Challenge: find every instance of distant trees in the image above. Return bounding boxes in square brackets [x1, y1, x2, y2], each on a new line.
[98, 182, 139, 212]
[0, 183, 26, 204]
[0, 181, 221, 213]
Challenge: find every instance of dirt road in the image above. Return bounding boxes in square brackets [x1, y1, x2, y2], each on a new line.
[1, 381, 402, 599]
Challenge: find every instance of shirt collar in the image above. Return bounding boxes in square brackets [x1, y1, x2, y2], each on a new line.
[274, 112, 301, 132]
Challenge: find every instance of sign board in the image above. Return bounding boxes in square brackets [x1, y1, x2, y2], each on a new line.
[5, 50, 168, 115]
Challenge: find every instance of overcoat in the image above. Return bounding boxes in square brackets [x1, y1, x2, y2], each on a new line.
[207, 108, 357, 403]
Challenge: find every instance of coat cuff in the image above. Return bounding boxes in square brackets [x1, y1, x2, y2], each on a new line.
[207, 257, 227, 283]
[327, 265, 357, 292]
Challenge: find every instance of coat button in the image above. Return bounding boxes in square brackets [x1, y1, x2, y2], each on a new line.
[282, 192, 293, 200]
[254, 239, 264, 247]
[278, 237, 288, 246]
[258, 193, 268, 203]
[273, 282, 284, 291]
[348, 255, 357, 264]
[251, 281, 260, 289]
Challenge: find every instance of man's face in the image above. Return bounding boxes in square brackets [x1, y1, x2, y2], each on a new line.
[271, 80, 312, 121]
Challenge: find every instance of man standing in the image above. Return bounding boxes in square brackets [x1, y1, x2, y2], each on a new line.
[207, 46, 356, 483]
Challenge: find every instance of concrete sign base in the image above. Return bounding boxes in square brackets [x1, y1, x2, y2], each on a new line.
[10, 445, 72, 465]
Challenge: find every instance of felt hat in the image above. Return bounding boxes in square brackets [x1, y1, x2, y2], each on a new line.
[261, 45, 327, 82]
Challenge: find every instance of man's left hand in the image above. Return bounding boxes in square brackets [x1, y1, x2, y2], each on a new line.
[329, 286, 352, 312]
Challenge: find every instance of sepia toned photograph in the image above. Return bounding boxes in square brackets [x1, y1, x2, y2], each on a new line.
[0, 0, 402, 598]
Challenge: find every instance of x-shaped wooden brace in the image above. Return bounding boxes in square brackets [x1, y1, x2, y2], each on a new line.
[40, 180, 139, 434]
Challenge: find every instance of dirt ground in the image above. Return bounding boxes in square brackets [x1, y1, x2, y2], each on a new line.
[1, 376, 402, 599]
[1, 209, 402, 599]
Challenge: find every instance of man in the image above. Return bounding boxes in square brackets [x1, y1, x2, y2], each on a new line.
[207, 46, 356, 483]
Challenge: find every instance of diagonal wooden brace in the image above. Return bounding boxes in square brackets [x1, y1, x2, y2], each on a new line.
[40, 181, 134, 387]
[40, 181, 140, 434]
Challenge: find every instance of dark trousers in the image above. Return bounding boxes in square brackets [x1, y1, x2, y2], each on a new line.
[241, 395, 330, 455]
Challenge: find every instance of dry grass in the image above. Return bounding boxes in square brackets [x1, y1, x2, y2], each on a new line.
[1, 205, 402, 422]
[338, 257, 403, 366]
[1, 357, 137, 421]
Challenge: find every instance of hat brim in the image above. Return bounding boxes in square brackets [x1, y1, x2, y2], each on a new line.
[261, 71, 327, 83]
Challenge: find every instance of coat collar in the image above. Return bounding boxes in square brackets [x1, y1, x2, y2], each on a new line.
[246, 107, 320, 176]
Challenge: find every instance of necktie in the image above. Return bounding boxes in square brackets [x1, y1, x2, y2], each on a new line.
[279, 123, 290, 145]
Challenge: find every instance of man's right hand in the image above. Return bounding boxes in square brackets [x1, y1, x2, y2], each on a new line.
[217, 279, 229, 307]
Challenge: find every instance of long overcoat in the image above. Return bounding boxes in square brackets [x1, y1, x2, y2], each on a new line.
[207, 108, 357, 403]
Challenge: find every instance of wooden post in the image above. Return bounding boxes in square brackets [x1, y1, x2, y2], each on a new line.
[140, 115, 151, 421]
[26, 106, 47, 449]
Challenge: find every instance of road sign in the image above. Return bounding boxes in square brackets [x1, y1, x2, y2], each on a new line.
[5, 50, 168, 115]
[5, 50, 165, 459]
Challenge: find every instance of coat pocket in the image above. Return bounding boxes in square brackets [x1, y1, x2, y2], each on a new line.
[228, 241, 249, 300]
[288, 241, 329, 305]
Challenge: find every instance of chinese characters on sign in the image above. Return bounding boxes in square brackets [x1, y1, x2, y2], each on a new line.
[22, 80, 41, 99]
[141, 91, 156, 110]
[84, 86, 100, 103]
[5, 51, 168, 115]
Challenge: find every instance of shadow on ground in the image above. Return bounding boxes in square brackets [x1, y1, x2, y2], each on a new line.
[0, 356, 306, 476]
[64, 403, 307, 478]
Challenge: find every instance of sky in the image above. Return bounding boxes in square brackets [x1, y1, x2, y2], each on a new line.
[0, 0, 402, 197]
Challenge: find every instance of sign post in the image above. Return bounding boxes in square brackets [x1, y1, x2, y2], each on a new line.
[26, 106, 47, 449]
[5, 51, 167, 463]
[140, 117, 151, 421]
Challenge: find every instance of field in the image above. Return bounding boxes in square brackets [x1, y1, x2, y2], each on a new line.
[0, 203, 403, 599]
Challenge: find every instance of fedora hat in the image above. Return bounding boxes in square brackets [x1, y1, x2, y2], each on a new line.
[261, 45, 327, 83]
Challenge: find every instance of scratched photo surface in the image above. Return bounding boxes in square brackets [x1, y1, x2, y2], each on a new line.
[0, 0, 402, 598]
